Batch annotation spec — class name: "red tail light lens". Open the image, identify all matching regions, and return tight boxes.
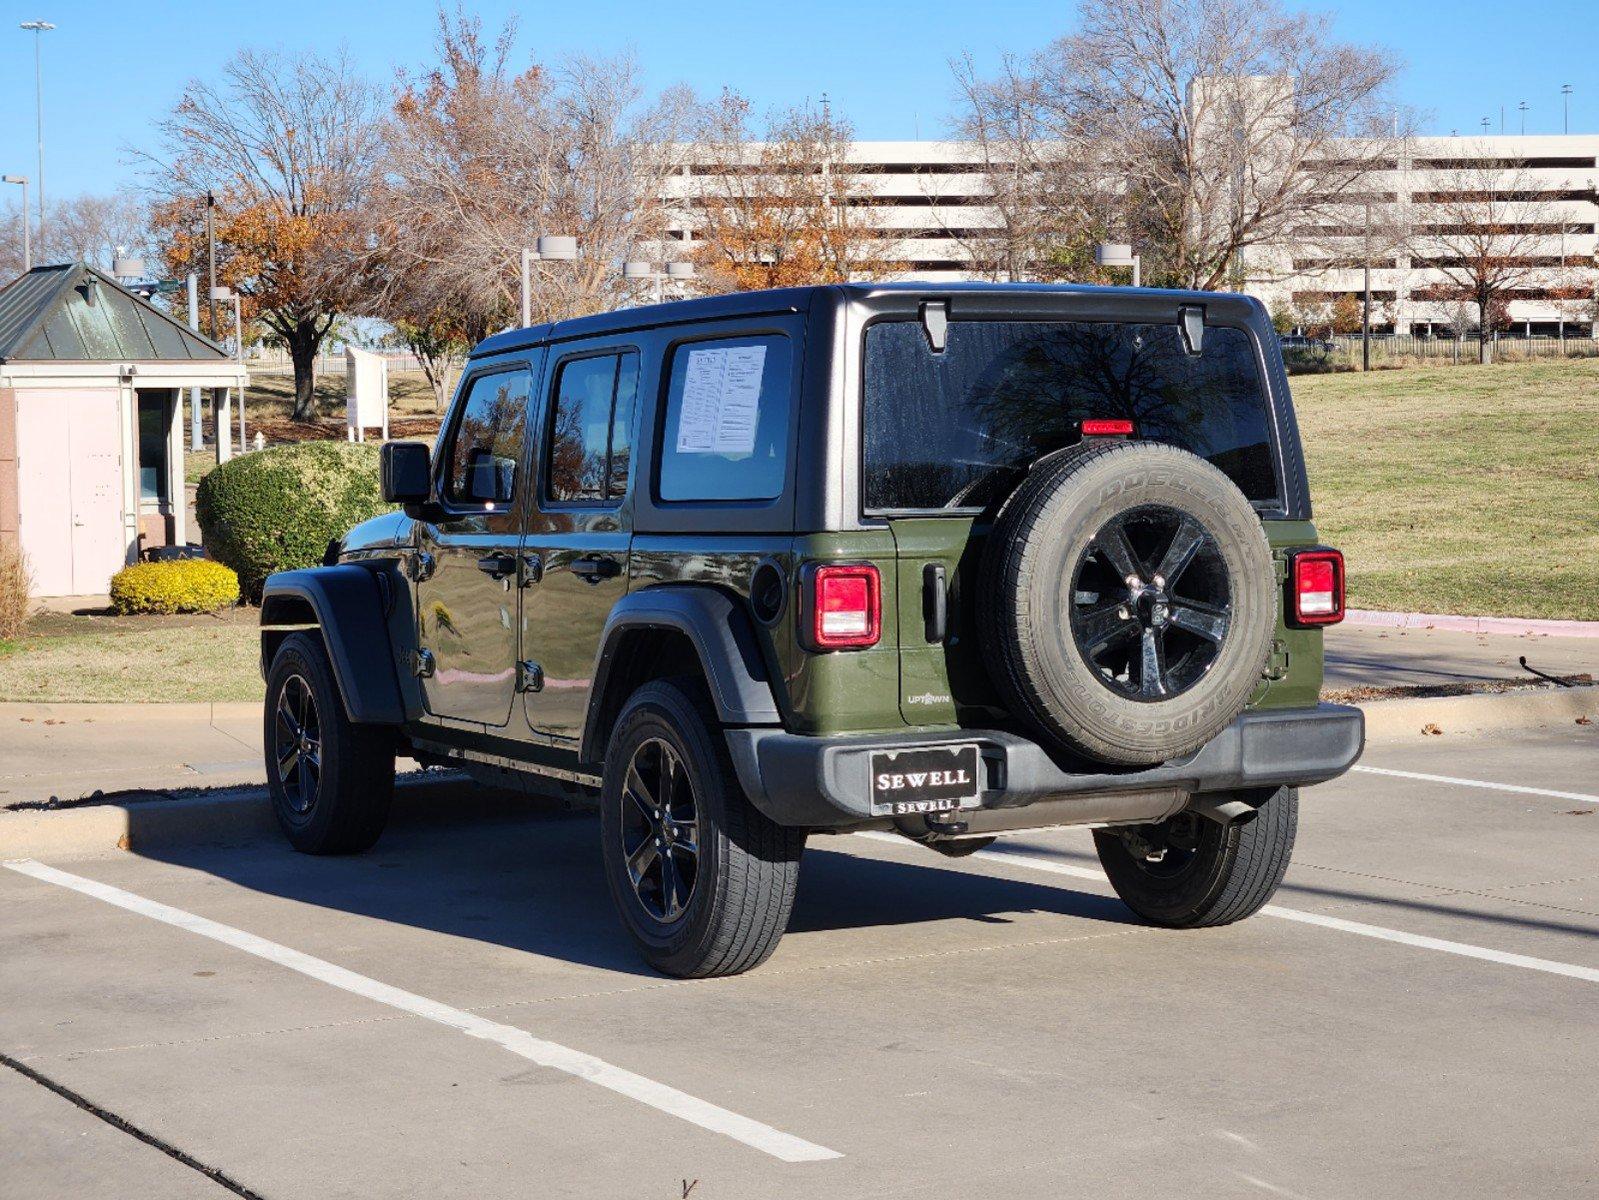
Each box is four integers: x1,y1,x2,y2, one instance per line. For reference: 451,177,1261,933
1288,549,1344,627
1081,418,1135,437
812,564,881,649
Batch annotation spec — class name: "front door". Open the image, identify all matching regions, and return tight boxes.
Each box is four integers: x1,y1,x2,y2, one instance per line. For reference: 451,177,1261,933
16,389,126,596
415,363,537,727
521,348,639,744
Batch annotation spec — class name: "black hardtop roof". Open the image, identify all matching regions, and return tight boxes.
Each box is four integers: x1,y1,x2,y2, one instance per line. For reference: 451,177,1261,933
468,282,1262,360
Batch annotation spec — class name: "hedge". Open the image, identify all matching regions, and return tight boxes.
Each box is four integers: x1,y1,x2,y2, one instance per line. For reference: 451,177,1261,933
110,559,240,615
195,442,394,598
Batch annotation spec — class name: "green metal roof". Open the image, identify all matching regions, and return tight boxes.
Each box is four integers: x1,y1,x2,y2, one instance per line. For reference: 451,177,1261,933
0,262,229,363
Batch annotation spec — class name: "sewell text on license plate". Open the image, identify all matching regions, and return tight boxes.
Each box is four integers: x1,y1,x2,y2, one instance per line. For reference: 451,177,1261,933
869,743,982,816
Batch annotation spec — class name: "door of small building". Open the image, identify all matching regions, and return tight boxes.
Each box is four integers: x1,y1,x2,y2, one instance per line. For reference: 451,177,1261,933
16,388,127,595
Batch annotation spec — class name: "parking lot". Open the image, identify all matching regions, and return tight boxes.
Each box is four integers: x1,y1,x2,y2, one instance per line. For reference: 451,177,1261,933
3,721,1596,1199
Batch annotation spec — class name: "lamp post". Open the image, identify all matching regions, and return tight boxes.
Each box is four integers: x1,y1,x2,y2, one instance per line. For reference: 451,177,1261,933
622,259,695,304
1094,242,1141,288
1,175,27,272
520,234,577,327
1518,100,1528,135
1562,85,1573,135
18,21,53,239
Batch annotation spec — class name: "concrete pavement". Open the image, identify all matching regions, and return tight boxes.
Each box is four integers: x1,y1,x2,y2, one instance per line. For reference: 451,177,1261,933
1324,623,1594,693
2,723,1596,1198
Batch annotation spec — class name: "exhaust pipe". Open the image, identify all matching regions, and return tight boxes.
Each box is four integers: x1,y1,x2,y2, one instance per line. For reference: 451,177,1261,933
1189,796,1259,826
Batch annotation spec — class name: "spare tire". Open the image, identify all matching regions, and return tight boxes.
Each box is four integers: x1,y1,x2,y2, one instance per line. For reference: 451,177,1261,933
979,440,1276,766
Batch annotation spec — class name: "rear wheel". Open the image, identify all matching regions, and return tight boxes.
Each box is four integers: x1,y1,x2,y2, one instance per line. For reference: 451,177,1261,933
600,678,804,978
1092,787,1297,927
264,632,395,854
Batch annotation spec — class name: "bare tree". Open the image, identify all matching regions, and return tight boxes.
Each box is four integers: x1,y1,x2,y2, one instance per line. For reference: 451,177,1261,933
142,49,386,419
936,53,1112,282
1,191,152,279
685,90,886,291
953,0,1410,290
383,10,694,333
1409,156,1579,360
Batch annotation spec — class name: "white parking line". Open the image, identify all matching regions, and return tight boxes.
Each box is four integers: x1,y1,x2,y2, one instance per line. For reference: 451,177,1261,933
1350,765,1599,804
851,833,1599,986
2,859,840,1165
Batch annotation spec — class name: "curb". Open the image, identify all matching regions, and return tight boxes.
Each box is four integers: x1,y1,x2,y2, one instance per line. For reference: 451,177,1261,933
5,689,1593,861
1359,683,1598,743
1345,609,1599,639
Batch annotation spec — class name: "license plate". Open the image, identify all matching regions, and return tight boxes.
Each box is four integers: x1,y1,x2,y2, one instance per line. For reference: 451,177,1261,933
870,744,981,816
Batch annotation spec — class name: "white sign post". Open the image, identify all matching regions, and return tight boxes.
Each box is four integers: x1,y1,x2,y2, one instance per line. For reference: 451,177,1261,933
345,346,390,443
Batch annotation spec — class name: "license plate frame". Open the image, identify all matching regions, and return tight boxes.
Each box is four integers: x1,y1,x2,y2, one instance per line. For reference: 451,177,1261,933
869,743,982,816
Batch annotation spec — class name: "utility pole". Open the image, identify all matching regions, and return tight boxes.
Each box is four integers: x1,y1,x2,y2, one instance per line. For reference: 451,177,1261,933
187,272,203,451
19,21,52,239
205,192,217,342
1362,202,1372,373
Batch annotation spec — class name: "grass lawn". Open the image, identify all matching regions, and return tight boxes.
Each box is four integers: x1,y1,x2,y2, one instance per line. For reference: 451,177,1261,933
1293,358,1599,620
0,607,263,704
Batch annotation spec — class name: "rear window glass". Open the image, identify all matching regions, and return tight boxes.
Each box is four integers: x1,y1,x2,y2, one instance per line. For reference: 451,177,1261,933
862,321,1279,512
658,334,791,502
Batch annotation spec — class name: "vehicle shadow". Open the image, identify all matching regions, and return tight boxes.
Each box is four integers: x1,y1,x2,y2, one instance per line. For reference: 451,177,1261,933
130,779,1139,979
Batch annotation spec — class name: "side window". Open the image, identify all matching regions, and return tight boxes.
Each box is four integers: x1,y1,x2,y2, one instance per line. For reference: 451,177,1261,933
546,350,638,504
443,370,531,506
658,334,791,502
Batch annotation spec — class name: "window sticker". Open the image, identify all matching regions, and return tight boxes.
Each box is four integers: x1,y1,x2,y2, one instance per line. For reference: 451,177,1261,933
676,345,766,455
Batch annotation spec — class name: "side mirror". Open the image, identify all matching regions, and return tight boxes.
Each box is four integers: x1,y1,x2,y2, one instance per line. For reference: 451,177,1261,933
381,441,432,506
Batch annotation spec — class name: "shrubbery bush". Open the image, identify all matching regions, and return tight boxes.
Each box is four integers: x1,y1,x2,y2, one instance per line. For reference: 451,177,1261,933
196,442,392,598
0,539,31,638
109,559,240,615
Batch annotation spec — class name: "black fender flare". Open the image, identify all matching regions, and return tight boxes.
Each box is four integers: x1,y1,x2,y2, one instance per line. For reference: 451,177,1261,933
579,585,782,764
260,566,406,725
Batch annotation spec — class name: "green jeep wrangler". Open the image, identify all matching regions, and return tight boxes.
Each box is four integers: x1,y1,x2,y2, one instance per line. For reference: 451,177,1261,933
260,284,1363,977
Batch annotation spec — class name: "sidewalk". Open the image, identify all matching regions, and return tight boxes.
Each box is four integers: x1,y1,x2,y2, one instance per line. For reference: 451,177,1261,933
0,702,265,807
1323,624,1594,693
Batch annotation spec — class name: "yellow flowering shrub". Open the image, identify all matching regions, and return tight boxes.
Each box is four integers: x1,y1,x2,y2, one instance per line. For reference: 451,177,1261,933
109,559,241,615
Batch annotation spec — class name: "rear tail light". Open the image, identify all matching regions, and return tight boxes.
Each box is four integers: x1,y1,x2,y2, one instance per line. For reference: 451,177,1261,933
810,564,881,649
1287,548,1345,627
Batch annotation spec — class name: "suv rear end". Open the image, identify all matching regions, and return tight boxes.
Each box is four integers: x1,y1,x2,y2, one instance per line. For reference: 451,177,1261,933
724,284,1362,870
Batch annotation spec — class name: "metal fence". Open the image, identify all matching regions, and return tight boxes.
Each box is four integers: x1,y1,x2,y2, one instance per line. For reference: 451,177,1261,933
1286,334,1599,371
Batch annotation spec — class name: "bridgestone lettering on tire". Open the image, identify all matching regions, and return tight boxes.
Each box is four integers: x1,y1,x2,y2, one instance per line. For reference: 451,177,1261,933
979,441,1276,766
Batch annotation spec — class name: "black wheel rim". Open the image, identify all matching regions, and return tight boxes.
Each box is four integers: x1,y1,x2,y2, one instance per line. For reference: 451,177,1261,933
1067,504,1232,702
273,674,322,815
619,738,700,923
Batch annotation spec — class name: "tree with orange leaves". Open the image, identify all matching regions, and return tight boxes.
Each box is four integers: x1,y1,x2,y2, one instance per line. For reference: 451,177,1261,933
144,49,385,419
687,91,887,292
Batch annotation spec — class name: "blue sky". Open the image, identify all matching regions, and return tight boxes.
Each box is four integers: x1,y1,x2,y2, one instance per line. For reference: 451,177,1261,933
1,0,1595,200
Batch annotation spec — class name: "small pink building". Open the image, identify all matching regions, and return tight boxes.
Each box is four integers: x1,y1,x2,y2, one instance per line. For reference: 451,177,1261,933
0,263,248,597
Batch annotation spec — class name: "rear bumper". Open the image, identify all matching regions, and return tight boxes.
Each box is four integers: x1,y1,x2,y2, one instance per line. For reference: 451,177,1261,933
724,703,1365,830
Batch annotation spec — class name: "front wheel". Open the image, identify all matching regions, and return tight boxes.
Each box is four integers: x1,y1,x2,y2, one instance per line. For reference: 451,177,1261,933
600,678,804,978
264,632,395,855
1093,787,1297,927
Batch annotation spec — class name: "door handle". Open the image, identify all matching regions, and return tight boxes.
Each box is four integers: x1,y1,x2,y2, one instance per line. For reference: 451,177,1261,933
569,555,621,584
476,552,517,581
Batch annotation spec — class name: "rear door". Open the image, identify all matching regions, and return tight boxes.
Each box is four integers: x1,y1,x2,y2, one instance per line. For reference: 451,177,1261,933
415,362,537,727
520,346,640,744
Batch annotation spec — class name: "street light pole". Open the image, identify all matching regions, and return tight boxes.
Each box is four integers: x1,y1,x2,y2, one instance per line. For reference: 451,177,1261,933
1518,101,1528,135
19,21,53,239
2,176,27,271
1562,85,1573,135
